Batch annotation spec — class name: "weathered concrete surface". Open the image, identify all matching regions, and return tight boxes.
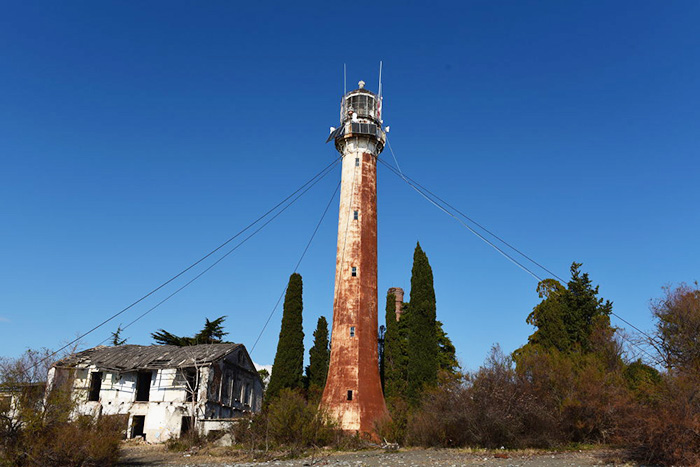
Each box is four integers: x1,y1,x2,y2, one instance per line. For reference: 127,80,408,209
321,133,387,434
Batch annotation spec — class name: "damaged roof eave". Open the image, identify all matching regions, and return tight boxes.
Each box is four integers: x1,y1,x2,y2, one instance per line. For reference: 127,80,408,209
53,343,242,372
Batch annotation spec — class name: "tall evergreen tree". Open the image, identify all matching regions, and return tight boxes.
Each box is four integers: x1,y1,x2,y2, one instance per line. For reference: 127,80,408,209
306,316,330,389
436,320,459,373
266,273,305,400
519,262,613,356
405,242,439,402
382,291,408,399
564,263,613,352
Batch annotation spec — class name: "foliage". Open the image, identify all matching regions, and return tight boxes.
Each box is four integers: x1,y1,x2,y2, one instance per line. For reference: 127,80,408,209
232,388,342,455
620,283,700,465
110,325,127,346
257,368,270,391
522,263,613,355
386,266,699,465
436,320,459,373
305,316,329,393
152,316,229,346
407,346,561,449
17,414,126,467
165,429,202,452
405,242,439,402
623,359,661,400
1,349,124,466
382,291,408,400
620,371,699,466
374,395,410,444
266,273,305,400
649,282,700,372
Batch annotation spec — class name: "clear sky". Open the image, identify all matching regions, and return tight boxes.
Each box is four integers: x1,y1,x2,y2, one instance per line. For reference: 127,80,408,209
1,1,699,371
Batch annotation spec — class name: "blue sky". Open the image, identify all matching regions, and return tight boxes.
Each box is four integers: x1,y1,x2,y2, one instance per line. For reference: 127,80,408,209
1,2,699,371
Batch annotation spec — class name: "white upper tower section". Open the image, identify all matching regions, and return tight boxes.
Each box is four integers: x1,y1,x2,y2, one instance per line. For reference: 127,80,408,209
327,80,386,155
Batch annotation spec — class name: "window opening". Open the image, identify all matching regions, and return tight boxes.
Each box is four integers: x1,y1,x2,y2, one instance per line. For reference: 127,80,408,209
184,369,197,402
350,326,355,337
355,158,359,166
353,210,358,220
136,371,152,402
347,390,353,401
88,371,102,401
351,267,357,277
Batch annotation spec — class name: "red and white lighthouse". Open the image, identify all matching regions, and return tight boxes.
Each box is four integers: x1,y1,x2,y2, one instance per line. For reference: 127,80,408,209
321,81,388,433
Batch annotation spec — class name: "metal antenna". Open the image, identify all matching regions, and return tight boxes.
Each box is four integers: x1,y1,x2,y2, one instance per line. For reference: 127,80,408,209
343,63,347,95
378,60,383,98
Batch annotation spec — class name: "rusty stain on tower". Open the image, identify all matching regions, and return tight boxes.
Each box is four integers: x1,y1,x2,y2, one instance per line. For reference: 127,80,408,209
321,80,388,434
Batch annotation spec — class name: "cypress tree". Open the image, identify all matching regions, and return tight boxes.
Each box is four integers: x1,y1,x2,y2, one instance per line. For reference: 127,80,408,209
436,320,459,374
406,242,438,402
383,291,408,399
306,316,330,389
266,273,305,400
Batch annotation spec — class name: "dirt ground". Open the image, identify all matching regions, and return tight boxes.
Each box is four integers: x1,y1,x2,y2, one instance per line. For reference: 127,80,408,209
117,444,637,467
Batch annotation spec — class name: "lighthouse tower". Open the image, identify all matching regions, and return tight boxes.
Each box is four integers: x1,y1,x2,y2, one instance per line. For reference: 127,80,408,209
321,81,388,433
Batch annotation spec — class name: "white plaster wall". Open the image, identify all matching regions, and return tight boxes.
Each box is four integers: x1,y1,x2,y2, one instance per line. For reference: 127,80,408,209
51,356,262,443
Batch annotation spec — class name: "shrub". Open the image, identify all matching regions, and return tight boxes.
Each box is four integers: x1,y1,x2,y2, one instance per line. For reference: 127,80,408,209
1,355,125,467
375,396,410,445
4,414,126,467
406,346,563,449
620,373,699,466
232,388,340,455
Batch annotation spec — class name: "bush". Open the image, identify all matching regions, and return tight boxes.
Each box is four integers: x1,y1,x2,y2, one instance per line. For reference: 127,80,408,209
3,414,125,467
620,373,699,466
0,360,125,467
165,429,203,452
407,346,562,449
232,388,343,455
375,396,410,445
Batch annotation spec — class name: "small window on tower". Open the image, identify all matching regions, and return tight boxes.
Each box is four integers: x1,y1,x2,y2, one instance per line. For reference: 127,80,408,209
351,267,357,277
353,210,358,220
355,158,359,167
347,390,353,401
350,326,355,337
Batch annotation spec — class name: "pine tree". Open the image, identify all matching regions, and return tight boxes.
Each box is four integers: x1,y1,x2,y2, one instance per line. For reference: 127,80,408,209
306,316,330,389
151,316,228,346
110,325,127,346
266,273,305,401
405,243,439,402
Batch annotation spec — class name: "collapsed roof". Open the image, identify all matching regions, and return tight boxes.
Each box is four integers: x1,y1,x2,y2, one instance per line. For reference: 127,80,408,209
53,343,242,371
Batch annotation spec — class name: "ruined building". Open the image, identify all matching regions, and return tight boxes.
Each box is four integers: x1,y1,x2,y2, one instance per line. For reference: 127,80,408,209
388,287,405,321
321,81,388,433
48,343,262,442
